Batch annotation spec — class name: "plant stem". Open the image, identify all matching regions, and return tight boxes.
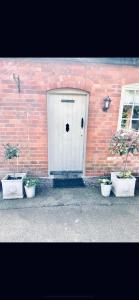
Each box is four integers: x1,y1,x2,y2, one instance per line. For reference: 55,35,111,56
17,156,18,174
123,152,129,175
14,159,15,178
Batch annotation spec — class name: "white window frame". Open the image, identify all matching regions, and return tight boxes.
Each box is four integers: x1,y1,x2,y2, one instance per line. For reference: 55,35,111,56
117,83,139,131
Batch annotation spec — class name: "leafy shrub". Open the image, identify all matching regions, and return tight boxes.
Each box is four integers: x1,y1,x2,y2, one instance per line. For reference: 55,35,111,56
99,178,112,185
24,177,40,187
3,144,20,178
117,171,132,179
109,129,139,177
4,144,20,160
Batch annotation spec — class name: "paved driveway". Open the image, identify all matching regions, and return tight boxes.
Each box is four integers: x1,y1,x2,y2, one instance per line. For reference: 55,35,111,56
0,186,139,242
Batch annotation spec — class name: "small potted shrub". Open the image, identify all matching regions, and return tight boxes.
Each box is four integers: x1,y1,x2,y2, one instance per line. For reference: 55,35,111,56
99,178,112,197
24,177,39,198
1,144,26,199
109,129,139,197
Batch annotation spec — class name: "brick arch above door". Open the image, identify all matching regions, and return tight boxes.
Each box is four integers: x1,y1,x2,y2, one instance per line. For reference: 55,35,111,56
47,87,89,95
45,75,94,94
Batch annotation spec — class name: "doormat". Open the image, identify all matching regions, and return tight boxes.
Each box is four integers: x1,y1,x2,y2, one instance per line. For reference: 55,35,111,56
53,178,85,188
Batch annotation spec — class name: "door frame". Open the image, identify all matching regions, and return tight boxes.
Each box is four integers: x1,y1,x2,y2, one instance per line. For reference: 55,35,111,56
47,88,89,177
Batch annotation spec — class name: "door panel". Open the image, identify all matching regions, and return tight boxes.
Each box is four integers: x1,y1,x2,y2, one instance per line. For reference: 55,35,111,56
48,91,88,173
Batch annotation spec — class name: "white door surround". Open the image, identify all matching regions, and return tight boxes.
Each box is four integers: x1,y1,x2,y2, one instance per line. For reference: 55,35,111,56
47,88,89,177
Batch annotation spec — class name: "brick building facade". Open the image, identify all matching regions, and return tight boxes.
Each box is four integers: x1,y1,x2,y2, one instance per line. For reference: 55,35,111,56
0,58,139,180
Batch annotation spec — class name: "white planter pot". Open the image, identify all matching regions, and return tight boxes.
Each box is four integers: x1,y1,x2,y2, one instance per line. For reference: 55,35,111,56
111,172,136,197
25,185,36,198
101,183,112,197
1,173,27,199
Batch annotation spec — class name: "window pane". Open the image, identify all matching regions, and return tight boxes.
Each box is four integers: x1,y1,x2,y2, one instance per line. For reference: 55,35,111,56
133,106,139,118
132,119,139,130
121,105,132,129
124,90,134,104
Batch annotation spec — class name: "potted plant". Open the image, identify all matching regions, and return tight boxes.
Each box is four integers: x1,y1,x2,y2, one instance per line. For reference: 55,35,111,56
109,129,139,197
99,178,112,197
1,144,26,199
24,177,39,198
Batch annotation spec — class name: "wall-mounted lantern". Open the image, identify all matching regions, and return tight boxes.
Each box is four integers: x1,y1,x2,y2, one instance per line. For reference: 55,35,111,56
103,96,111,112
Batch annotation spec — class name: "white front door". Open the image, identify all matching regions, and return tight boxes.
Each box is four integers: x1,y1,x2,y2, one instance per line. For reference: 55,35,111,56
47,89,88,175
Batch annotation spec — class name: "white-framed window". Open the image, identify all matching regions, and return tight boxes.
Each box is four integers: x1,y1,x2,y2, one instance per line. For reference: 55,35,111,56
118,84,139,131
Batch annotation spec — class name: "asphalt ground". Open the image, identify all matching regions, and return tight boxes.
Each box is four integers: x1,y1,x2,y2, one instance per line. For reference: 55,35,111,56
0,186,139,241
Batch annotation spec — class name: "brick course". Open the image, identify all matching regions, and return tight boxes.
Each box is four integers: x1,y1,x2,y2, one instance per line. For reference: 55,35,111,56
0,58,139,178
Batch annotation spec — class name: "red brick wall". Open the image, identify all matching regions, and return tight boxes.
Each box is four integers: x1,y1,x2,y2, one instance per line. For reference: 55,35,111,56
0,58,139,178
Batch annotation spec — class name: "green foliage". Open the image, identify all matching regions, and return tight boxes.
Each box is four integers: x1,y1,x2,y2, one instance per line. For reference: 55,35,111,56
24,177,40,187
117,171,132,179
99,178,112,185
3,144,20,160
109,129,139,175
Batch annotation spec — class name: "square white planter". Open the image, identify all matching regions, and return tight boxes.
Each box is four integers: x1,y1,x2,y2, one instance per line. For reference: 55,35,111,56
111,172,136,197
1,173,27,199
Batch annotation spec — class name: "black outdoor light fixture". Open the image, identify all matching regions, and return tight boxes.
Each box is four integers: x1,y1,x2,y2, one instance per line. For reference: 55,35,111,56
103,96,111,112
